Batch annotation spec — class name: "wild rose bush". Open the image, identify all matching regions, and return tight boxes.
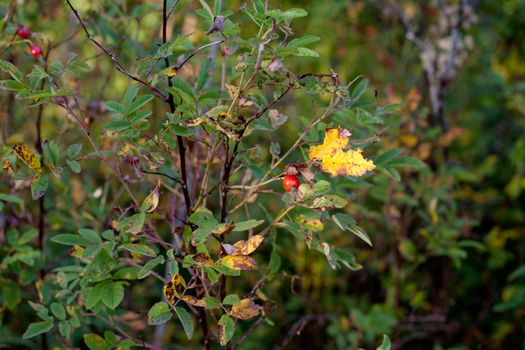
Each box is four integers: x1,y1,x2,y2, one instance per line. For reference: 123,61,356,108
0,1,423,349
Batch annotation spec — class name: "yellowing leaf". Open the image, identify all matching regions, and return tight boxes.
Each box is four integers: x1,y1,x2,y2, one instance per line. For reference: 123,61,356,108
232,235,264,255
221,255,258,271
141,184,160,213
297,215,324,232
3,159,14,176
225,83,238,99
213,223,236,235
180,295,206,308
229,299,261,320
309,129,375,177
12,144,42,173
163,274,186,305
217,111,233,119
193,253,214,266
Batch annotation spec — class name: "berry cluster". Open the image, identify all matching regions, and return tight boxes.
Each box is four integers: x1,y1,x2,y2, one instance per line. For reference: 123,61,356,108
16,25,42,59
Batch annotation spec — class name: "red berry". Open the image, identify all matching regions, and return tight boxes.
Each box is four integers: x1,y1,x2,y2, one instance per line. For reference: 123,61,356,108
283,175,300,192
16,26,31,39
29,45,43,58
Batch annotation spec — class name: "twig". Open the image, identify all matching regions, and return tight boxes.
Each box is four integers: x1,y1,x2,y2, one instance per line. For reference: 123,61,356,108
276,314,332,350
65,0,168,101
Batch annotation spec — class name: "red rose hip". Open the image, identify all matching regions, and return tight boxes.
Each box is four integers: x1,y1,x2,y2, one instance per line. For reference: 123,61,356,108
283,175,300,192
29,44,43,58
16,26,31,39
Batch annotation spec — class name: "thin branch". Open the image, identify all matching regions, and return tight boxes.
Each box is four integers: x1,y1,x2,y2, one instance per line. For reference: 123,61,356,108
175,40,224,71
276,314,333,350
65,0,168,101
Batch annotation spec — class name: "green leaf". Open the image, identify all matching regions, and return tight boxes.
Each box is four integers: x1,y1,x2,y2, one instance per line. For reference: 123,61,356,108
124,84,139,106
78,229,102,245
104,101,125,114
203,296,221,309
50,302,66,320
0,193,24,205
18,229,38,245
84,285,103,310
67,144,83,158
233,219,265,232
43,141,59,166
99,281,125,310
122,243,157,257
22,321,54,339
386,156,426,169
58,320,71,338
0,59,24,82
147,302,173,325
31,175,48,200
377,335,392,350
334,248,362,271
138,255,165,279
288,35,320,48
268,8,307,20
294,47,319,57
66,159,81,173
51,234,89,246
332,214,372,246
218,314,235,346
197,0,214,21
175,306,194,339
2,279,21,310
116,213,146,234
128,94,154,115
374,148,404,165
84,333,110,350
167,77,196,102
253,0,265,13
105,120,131,132
351,78,368,100
113,267,141,280
223,294,240,305
311,195,347,209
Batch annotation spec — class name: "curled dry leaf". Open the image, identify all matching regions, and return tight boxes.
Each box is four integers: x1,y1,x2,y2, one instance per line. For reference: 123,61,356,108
12,144,42,173
229,299,261,320
213,223,236,235
221,255,258,271
180,295,206,308
232,235,264,255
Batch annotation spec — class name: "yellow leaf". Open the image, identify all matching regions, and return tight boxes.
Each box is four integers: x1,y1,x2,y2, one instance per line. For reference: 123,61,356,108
232,235,264,255
319,149,375,177
308,128,351,160
309,129,375,177
12,144,42,173
221,255,258,271
229,299,261,320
